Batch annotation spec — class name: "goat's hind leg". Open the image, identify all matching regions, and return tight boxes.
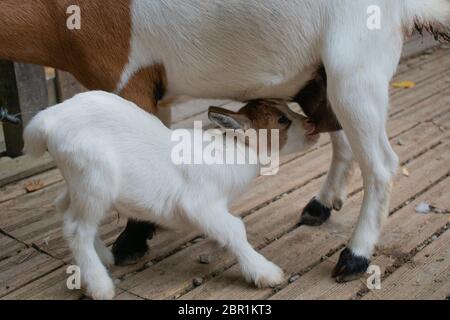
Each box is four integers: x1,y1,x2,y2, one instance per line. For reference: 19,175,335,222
324,47,400,282
56,189,114,268
63,196,115,300
187,204,284,288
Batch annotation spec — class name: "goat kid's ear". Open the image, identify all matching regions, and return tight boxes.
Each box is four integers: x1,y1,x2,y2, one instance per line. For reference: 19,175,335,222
208,106,251,130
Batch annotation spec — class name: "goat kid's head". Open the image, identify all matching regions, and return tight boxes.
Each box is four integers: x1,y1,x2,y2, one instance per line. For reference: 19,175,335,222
208,99,320,157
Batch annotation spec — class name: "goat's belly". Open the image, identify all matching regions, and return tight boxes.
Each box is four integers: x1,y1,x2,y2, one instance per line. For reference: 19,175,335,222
165,66,317,101
115,200,191,231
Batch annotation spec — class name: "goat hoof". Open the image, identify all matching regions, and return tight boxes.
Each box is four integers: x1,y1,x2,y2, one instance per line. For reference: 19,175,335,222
112,235,149,266
300,198,331,226
253,262,285,288
333,199,344,211
332,248,370,283
87,279,116,300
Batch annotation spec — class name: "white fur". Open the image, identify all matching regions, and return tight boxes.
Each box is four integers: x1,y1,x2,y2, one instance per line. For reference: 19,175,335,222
23,91,318,299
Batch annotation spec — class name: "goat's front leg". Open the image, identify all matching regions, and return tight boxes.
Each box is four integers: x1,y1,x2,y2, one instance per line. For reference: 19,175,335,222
186,204,284,288
301,130,354,226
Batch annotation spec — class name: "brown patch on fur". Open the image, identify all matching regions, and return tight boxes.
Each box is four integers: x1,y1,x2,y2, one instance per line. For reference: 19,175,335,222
0,0,132,92
238,99,291,151
119,64,168,114
294,66,342,133
0,0,171,116
54,0,132,91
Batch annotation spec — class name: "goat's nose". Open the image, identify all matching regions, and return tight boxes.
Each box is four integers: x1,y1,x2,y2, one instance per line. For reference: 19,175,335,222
304,118,316,134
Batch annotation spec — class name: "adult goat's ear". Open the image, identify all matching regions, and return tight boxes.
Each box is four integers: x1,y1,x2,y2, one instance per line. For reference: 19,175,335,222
208,106,251,130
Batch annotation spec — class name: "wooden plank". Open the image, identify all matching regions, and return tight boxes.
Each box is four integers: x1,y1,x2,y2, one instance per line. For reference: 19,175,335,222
0,233,26,262
0,62,48,157
0,168,62,204
114,291,144,300
2,263,137,300
392,47,450,97
181,140,450,300
0,153,55,188
396,44,449,76
402,34,440,60
0,247,63,298
0,179,126,262
0,123,4,154
270,178,450,300
2,265,83,300
362,230,450,300
390,69,450,116
55,71,86,102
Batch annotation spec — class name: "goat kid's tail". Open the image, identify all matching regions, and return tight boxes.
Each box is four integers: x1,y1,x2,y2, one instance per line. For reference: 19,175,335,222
403,0,450,41
23,112,50,158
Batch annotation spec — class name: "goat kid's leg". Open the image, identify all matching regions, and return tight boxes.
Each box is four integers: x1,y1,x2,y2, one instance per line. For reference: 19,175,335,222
55,189,114,268
325,68,399,282
95,236,115,268
189,205,284,288
64,209,115,300
301,130,354,226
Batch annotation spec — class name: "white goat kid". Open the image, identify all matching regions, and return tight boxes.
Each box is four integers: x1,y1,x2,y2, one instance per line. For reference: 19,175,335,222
24,91,319,300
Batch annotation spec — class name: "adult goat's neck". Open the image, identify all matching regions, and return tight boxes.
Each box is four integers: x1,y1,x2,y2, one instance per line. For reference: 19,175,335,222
0,0,65,68
0,0,133,92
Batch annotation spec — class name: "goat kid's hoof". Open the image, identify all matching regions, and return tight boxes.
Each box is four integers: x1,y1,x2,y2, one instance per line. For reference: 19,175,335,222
112,237,149,266
252,262,285,288
300,198,332,226
332,248,370,283
87,279,116,300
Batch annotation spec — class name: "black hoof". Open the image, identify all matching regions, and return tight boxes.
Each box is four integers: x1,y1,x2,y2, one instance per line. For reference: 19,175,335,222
112,220,156,266
300,198,332,226
332,248,370,283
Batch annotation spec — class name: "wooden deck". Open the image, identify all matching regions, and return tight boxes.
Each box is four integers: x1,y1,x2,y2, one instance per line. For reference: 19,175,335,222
0,44,449,300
